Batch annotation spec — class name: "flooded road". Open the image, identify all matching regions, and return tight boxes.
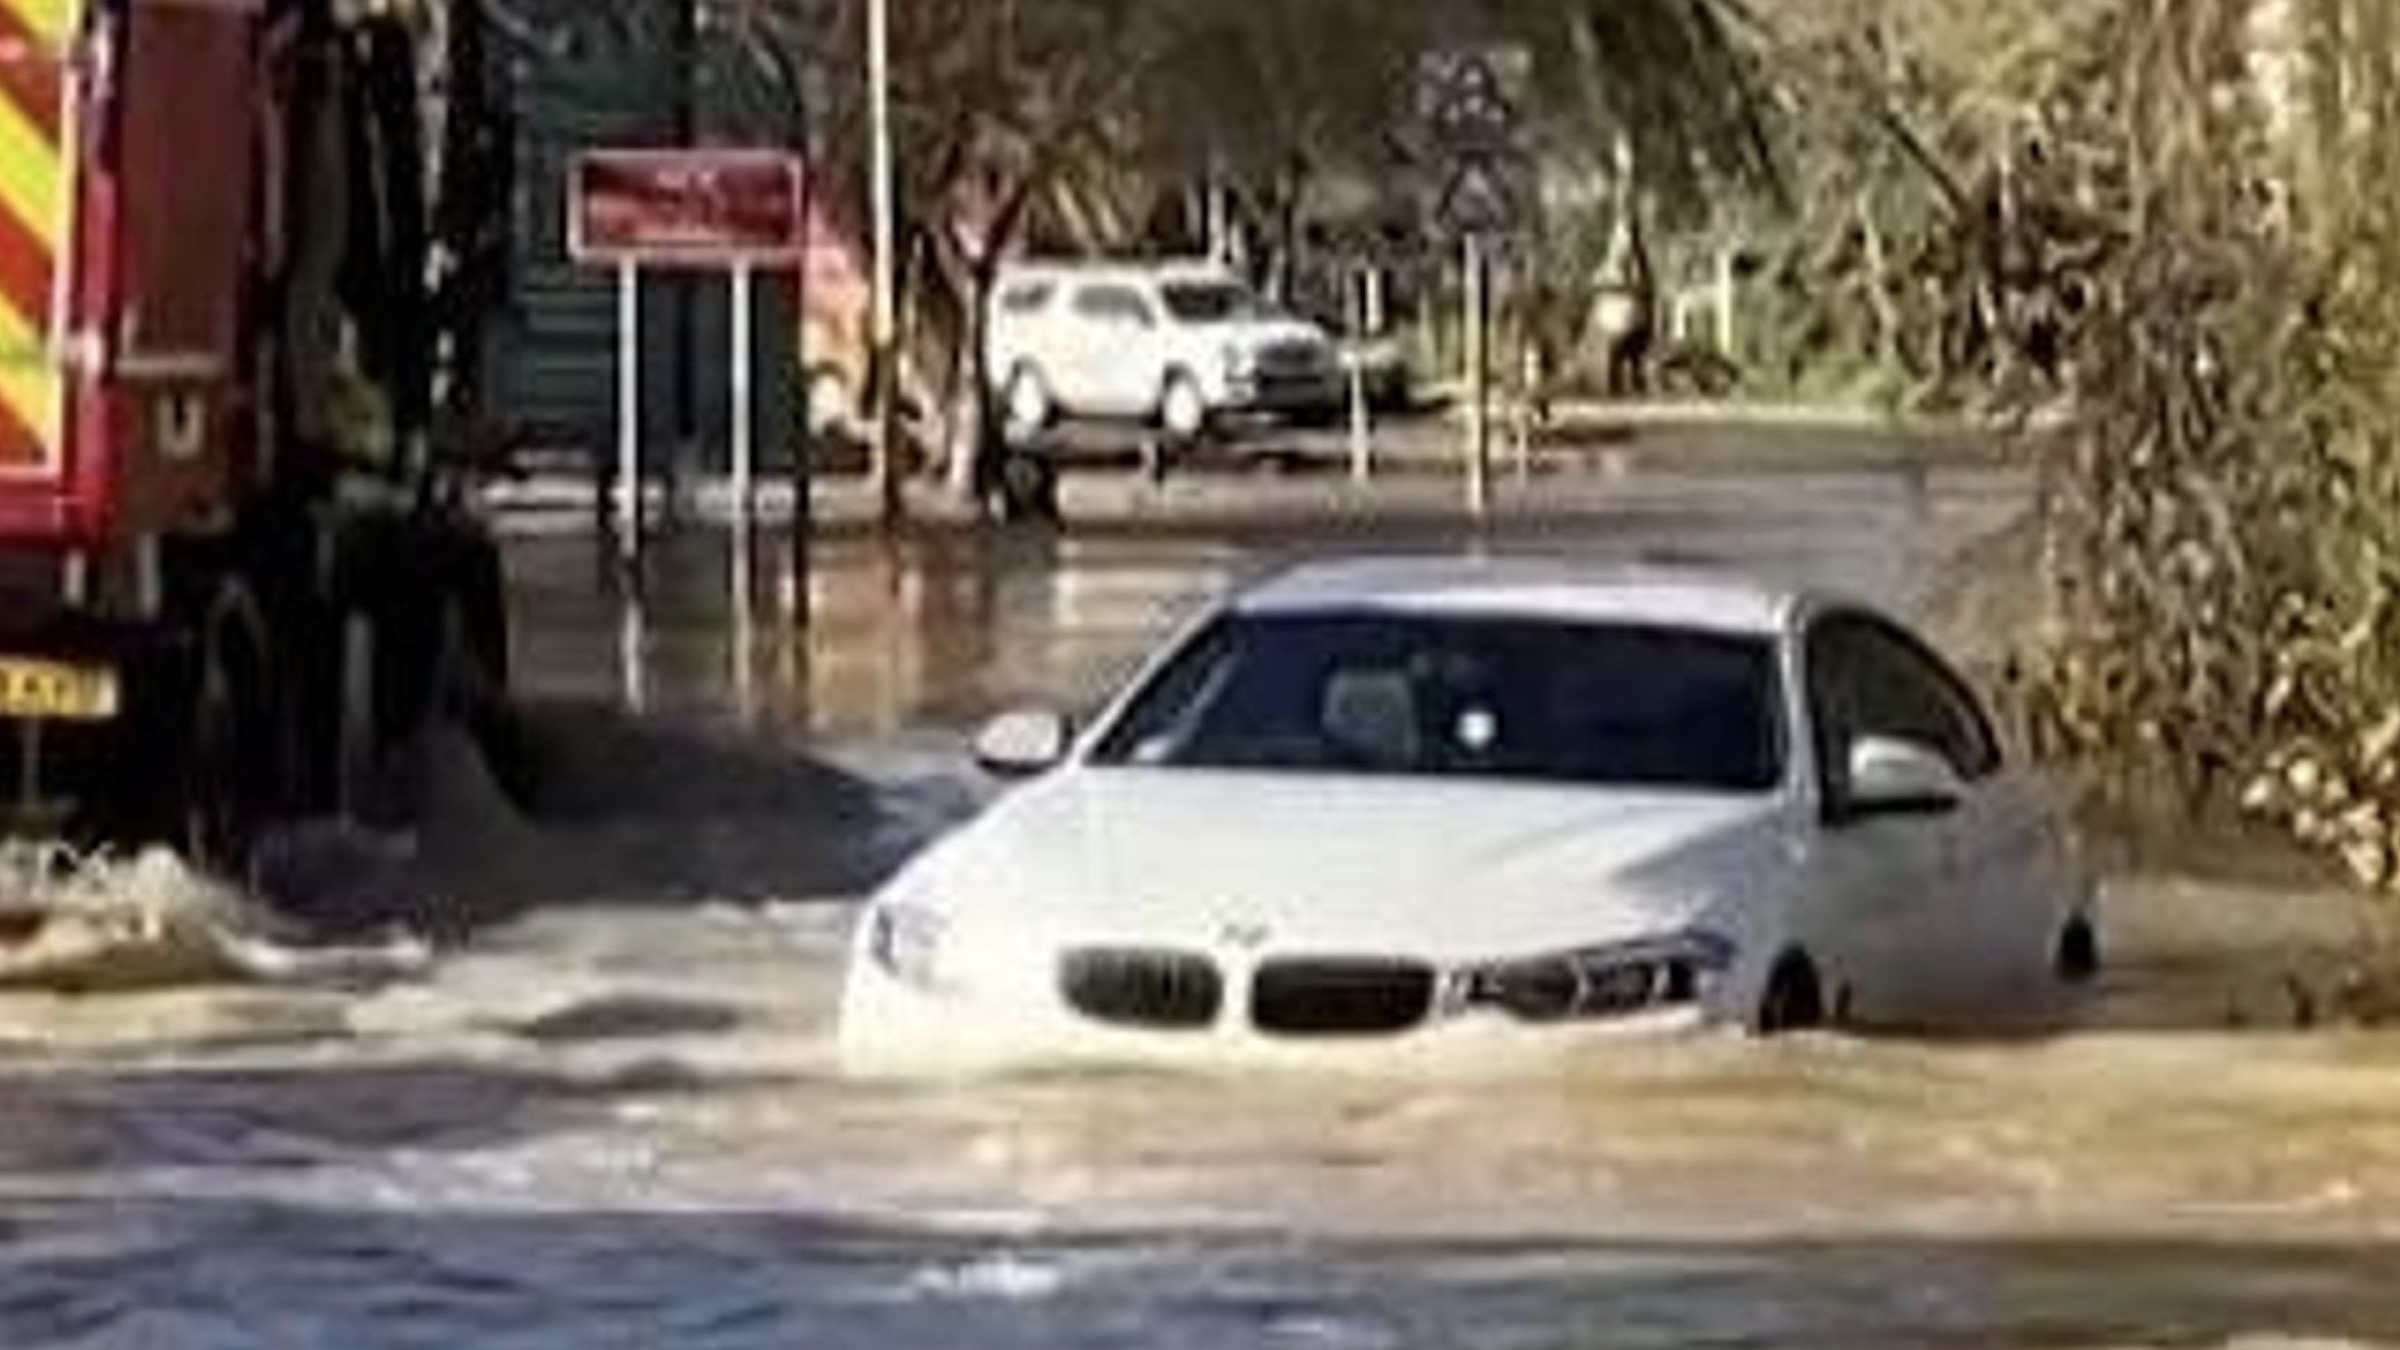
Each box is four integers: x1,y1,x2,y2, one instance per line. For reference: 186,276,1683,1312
514,458,2027,740
6,446,2400,1347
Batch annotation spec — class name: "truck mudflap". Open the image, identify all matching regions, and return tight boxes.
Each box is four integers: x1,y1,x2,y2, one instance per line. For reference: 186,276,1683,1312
0,612,203,849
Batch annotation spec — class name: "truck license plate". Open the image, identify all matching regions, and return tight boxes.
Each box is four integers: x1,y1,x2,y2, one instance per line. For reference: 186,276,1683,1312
0,657,121,721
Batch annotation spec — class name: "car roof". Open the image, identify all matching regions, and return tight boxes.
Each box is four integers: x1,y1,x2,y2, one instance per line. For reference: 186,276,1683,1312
996,258,1242,289
1231,556,1813,637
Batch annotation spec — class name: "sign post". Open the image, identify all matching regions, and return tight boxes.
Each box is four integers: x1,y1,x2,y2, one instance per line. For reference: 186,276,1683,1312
1417,46,1532,521
570,149,806,567
615,262,641,562
730,262,756,527
867,0,901,527
728,260,757,712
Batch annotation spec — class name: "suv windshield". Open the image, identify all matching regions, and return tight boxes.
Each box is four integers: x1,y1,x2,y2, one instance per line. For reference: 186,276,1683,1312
1158,280,1264,324
1090,612,1785,791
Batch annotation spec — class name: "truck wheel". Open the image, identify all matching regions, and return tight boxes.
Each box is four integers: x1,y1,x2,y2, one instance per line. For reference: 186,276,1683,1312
429,590,502,725
335,612,378,819
185,590,278,875
336,529,512,819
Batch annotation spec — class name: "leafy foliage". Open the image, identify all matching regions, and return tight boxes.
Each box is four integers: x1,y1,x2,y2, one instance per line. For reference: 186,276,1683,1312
1958,0,2400,888
1708,0,2400,892
709,0,1775,485
1707,0,2120,409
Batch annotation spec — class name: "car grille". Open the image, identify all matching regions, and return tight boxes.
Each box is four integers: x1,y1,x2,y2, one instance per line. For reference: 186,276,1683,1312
1059,949,1223,1030
1250,958,1436,1037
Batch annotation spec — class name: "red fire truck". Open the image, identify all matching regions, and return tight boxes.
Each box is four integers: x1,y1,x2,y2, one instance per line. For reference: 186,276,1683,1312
0,0,509,869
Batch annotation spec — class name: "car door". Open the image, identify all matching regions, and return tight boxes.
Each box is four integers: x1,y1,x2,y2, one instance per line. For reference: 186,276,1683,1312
1799,614,1969,1026
1805,613,2037,1023
1865,626,2061,1013
986,275,1056,398
1059,282,1161,416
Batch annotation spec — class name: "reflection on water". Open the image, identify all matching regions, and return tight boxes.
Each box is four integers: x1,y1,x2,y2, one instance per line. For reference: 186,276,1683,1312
514,464,2023,745
619,588,649,715
529,527,1246,741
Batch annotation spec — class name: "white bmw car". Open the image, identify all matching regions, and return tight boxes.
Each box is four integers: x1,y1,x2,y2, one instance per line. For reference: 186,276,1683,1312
839,558,2097,1074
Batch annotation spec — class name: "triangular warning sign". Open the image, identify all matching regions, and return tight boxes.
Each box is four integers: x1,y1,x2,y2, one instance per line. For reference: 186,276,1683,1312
1436,159,1520,237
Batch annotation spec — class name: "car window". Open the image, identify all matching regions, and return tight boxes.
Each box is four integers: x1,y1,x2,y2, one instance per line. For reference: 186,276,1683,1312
995,280,1054,315
1070,283,1155,328
1805,613,2001,795
1090,612,1786,792
1159,280,1262,323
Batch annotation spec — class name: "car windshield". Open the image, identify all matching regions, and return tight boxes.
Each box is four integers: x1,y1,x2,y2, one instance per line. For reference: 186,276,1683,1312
1158,281,1265,323
1089,612,1785,791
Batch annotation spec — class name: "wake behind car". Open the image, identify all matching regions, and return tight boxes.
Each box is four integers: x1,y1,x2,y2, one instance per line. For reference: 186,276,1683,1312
987,261,1344,443
839,557,2098,1075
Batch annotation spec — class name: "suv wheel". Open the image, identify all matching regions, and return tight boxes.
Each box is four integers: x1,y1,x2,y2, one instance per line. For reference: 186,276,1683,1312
1003,365,1053,443
1159,371,1210,443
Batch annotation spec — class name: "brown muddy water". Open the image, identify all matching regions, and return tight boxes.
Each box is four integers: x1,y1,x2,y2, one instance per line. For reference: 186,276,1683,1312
3,460,2398,1349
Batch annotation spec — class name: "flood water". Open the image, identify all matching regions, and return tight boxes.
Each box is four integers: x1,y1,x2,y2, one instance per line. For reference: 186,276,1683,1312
5,451,2400,1348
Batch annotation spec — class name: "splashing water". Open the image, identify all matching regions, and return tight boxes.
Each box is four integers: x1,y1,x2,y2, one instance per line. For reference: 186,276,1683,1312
0,840,431,995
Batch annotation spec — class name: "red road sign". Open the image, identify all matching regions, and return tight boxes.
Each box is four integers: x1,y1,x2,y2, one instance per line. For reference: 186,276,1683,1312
569,149,805,268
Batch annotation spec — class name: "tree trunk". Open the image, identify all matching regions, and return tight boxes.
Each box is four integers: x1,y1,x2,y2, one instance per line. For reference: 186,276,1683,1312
1857,193,1903,371
950,261,999,504
1273,156,1307,303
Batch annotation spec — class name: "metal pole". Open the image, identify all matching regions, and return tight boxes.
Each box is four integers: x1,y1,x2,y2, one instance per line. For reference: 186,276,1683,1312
1347,269,1372,483
1464,234,1490,518
868,0,902,525
730,263,756,531
617,261,642,563
668,0,699,525
791,161,817,615
729,259,758,726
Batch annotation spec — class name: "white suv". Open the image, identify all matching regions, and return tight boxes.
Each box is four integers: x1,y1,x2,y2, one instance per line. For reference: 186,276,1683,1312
986,262,1342,442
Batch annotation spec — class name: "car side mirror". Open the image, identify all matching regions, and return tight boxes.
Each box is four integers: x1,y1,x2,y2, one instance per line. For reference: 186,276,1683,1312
973,708,1072,779
1835,736,1965,823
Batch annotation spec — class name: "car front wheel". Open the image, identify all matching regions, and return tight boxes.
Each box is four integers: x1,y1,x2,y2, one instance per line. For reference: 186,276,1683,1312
2055,915,2101,985
1756,952,1827,1035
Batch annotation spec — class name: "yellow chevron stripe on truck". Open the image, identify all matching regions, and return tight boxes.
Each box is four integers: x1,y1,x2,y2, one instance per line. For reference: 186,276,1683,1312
10,0,70,45
0,0,74,474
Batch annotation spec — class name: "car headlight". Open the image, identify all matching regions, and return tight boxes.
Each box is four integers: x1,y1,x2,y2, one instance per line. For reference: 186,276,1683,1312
865,904,952,992
1463,931,1736,1023
1223,344,1257,382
